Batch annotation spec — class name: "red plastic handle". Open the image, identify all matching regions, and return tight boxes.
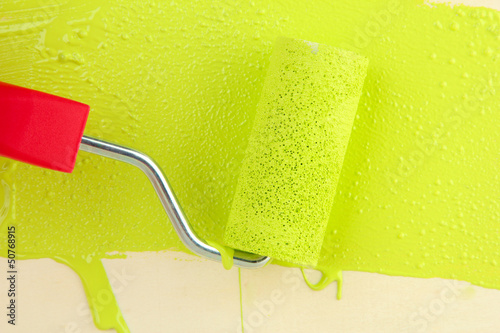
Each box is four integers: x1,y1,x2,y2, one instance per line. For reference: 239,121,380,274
0,82,89,173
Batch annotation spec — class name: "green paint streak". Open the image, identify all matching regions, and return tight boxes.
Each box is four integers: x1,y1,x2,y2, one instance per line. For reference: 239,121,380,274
301,268,343,299
54,256,130,333
206,239,234,270
239,268,245,333
0,0,499,331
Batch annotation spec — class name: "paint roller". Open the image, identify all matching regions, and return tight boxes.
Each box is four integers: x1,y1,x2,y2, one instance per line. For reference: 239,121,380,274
224,37,368,266
0,37,368,267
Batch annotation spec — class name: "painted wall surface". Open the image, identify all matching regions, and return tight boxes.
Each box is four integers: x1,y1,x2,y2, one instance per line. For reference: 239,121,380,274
0,1,498,331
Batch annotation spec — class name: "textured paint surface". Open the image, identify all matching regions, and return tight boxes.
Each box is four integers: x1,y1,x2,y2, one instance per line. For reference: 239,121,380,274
0,0,499,331
225,37,368,266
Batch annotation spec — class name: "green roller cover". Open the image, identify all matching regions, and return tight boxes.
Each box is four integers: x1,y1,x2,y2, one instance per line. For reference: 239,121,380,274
224,37,369,266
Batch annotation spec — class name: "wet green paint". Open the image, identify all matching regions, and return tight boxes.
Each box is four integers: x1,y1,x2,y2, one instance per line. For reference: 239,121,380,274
239,268,245,333
0,0,499,331
55,256,130,333
206,240,234,270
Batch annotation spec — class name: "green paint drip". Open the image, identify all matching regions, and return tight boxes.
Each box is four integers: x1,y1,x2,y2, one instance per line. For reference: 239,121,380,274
278,258,343,298
0,0,499,330
301,268,343,299
54,256,130,333
239,268,245,333
206,239,234,270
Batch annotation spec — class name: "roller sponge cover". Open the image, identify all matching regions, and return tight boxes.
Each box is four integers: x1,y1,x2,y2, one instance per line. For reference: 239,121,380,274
224,37,368,266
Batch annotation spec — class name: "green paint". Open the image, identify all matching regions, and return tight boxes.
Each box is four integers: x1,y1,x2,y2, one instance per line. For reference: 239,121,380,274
301,268,343,298
0,0,499,331
239,268,245,333
54,256,130,333
206,239,234,270
224,37,368,266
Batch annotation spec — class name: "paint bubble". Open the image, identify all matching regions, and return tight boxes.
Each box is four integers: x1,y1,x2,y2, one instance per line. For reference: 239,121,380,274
77,30,88,38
